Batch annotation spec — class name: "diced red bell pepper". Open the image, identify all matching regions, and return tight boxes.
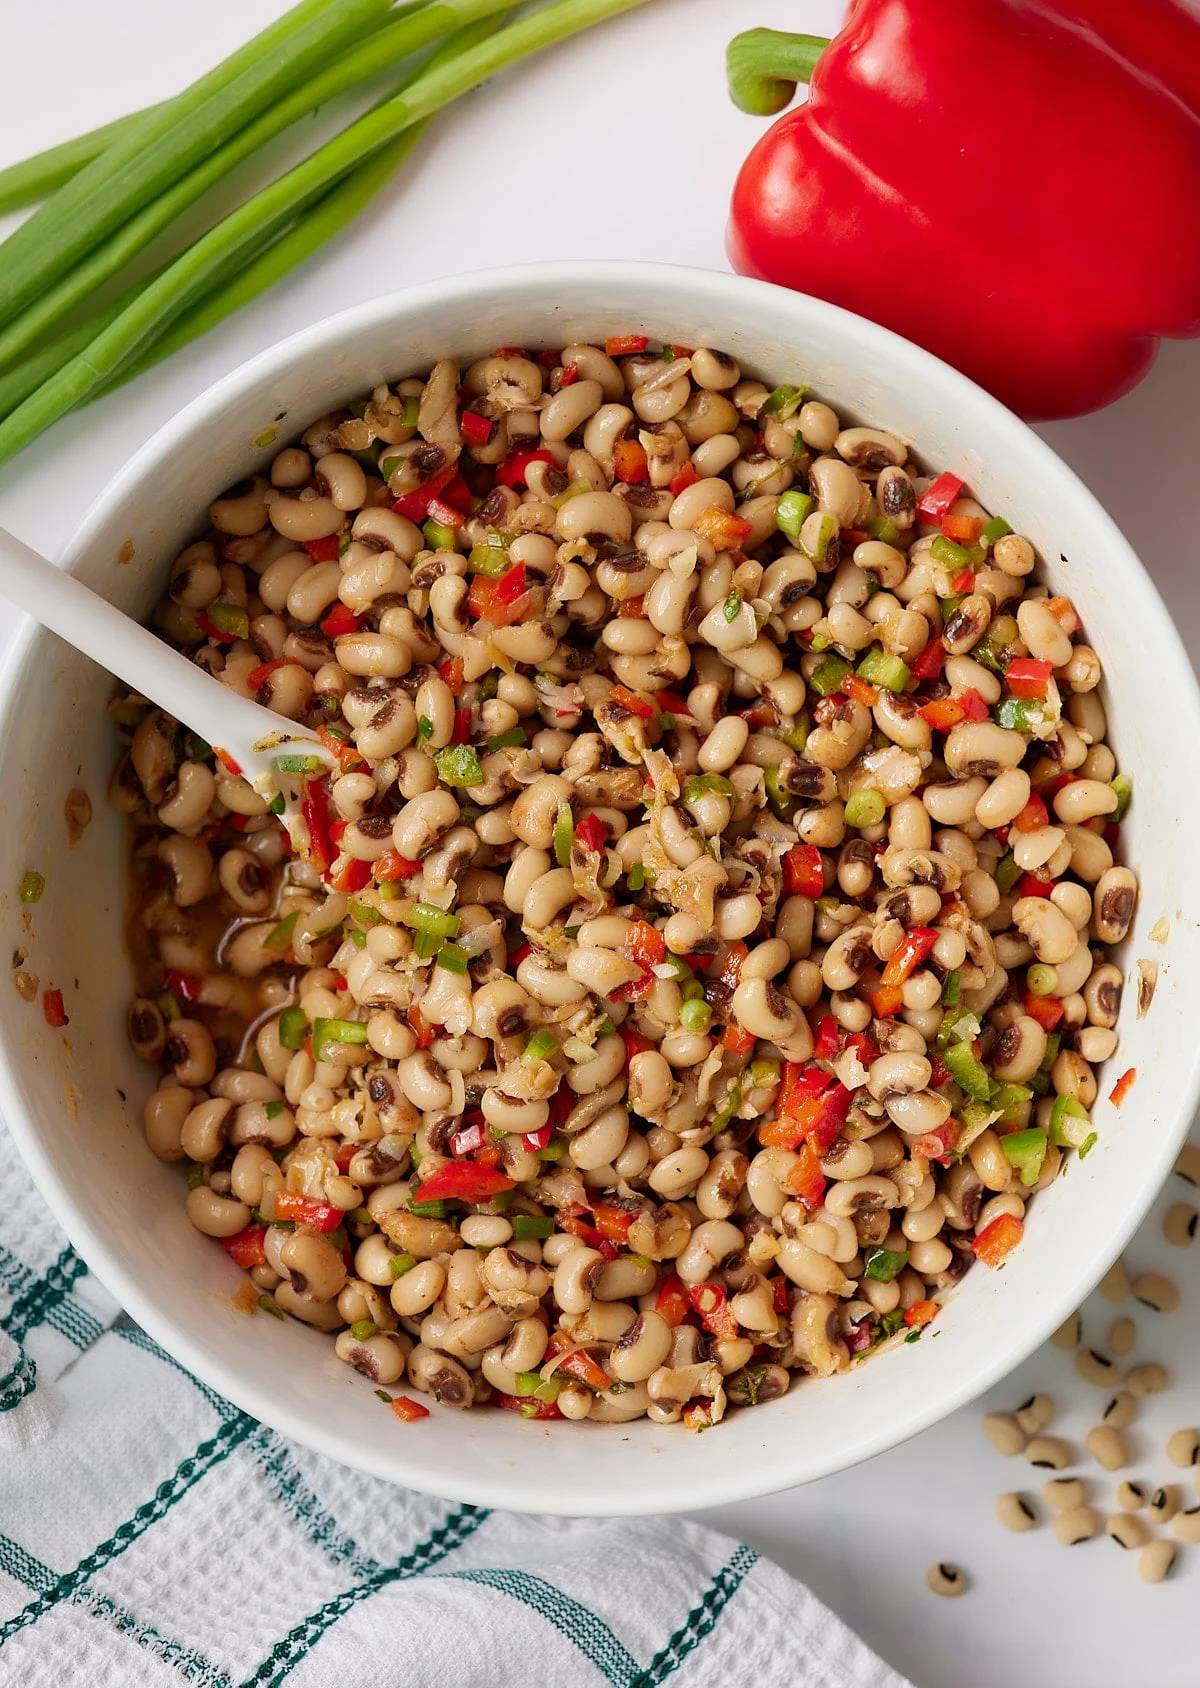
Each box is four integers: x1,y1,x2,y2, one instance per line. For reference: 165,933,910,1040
558,362,581,388
972,1212,1024,1268
871,983,904,1019
494,1392,562,1420
393,463,454,521
451,1118,488,1158
942,512,983,543
1024,991,1065,1031
559,1349,610,1392
723,1023,757,1055
460,408,494,446
305,535,345,562
374,848,422,881
772,1276,791,1314
333,1143,357,1174
626,919,666,969
523,1123,553,1151
214,747,243,777
917,472,965,522
438,656,465,696
762,1080,850,1152
881,926,938,988
496,448,556,490
619,1025,654,1064
1017,873,1055,900
713,941,748,995
301,778,334,876
1013,794,1049,833
609,683,656,721
844,673,879,707
654,689,691,718
928,1053,950,1088
426,496,464,531
320,604,362,639
689,1281,739,1341
1005,657,1053,698
245,657,289,693
407,1004,435,1049
390,1395,431,1422
669,462,700,497
912,1119,959,1164
950,569,976,594
783,843,824,899
164,968,201,1004
574,813,609,853
813,1014,840,1059
591,1203,635,1245
919,696,964,731
845,1031,878,1068
330,856,372,895
694,506,753,552
781,1063,834,1114
786,1142,827,1209
606,333,649,357
904,1299,939,1329
1109,1067,1136,1107
612,438,649,484
273,1192,343,1232
467,563,529,626
413,1162,515,1204
961,687,990,721
910,638,945,682
222,1225,268,1270
655,1272,691,1327
452,707,472,746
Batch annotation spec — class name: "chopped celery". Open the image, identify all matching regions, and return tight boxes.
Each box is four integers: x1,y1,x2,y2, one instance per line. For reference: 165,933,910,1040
764,763,797,821
995,852,1021,895
941,969,961,1006
278,1005,308,1050
423,519,458,551
511,1215,554,1240
856,646,911,693
809,653,851,696
436,942,469,974
553,802,574,867
523,1030,558,1064
311,1016,368,1061
864,1247,908,1283
1049,1093,1092,1150
931,534,970,569
1111,773,1132,821
776,489,814,541
758,382,805,420
402,902,460,939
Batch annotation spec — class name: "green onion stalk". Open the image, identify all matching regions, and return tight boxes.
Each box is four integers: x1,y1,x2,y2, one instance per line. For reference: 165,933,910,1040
0,0,654,468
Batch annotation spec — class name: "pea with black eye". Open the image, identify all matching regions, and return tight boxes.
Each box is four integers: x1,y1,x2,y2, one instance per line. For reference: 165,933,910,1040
995,1493,1038,1533
926,1562,968,1598
1166,1428,1200,1468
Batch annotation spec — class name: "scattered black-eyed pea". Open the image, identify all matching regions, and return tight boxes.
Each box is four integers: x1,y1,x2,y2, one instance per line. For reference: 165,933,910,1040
1108,1316,1135,1357
1163,1203,1198,1247
1075,1348,1119,1387
1027,1436,1072,1470
1149,1485,1180,1524
1053,1505,1100,1546
1131,1272,1180,1314
1097,1258,1131,1301
1116,1480,1147,1511
1139,1541,1178,1583
926,1562,968,1598
1172,1507,1200,1545
1042,1477,1087,1511
1166,1428,1200,1468
1174,1143,1200,1186
1103,1391,1137,1430
995,1492,1038,1533
1049,1310,1082,1350
1127,1363,1168,1398
1085,1425,1128,1471
1014,1393,1054,1435
982,1411,1026,1457
1107,1511,1149,1551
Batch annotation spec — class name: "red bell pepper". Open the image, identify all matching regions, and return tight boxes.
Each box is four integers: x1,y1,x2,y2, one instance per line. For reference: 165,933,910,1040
390,1395,431,1422
245,657,289,693
1024,991,1065,1032
303,535,343,562
1109,1066,1136,1107
331,856,372,895
909,638,945,683
612,438,649,484
413,1163,515,1204
972,1212,1024,1268
273,1192,343,1233
374,848,422,882
669,463,699,497
1013,795,1049,834
727,4,1200,420
606,333,649,357
608,683,655,721
496,448,555,489
1005,657,1053,698
689,1281,739,1342
915,473,965,523
164,968,201,1004
782,843,824,899
494,1392,562,1421
222,1225,268,1270
460,408,494,447
880,926,937,988
655,1272,691,1327
393,464,454,522
301,778,334,877
813,1014,840,1059
320,604,362,639
1017,873,1055,900
467,563,529,627
904,1299,939,1329
574,813,608,853
786,1142,827,1210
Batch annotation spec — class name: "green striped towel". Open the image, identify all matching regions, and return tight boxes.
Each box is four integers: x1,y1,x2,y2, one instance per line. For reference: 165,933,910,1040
0,1132,912,1688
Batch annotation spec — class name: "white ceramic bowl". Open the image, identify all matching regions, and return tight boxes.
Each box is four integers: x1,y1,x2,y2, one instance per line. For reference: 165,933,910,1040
2,262,1197,1517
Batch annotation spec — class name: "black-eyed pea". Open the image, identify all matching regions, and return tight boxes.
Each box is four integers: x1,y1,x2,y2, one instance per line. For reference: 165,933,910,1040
552,1246,604,1316
995,1492,1038,1532
1052,778,1118,826
1172,1507,1200,1544
1026,1437,1073,1471
1102,1391,1137,1430
1139,1541,1178,1583
608,1310,674,1383
1092,865,1138,944
1085,1425,1127,1471
1166,1429,1200,1468
1075,1348,1119,1388
1014,1394,1055,1436
334,1329,408,1385
180,1097,234,1163
1049,1309,1082,1351
1107,1512,1149,1551
1042,1476,1086,1510
675,1219,743,1285
1077,1026,1119,1063
1132,1273,1180,1315
1011,896,1079,965
142,1084,194,1161
185,1185,252,1238
1175,1143,1200,1186
407,1345,473,1409
1163,1203,1198,1247
1108,1316,1136,1357
1053,1505,1100,1546
1117,1480,1147,1511
1150,1486,1179,1524
1098,1257,1131,1301
925,1562,968,1598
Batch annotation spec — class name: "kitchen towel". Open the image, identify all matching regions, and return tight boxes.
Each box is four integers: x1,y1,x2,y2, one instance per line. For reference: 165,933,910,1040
0,1133,911,1688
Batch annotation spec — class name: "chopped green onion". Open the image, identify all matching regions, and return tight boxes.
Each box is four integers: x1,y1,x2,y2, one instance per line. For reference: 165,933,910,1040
349,898,382,928
723,590,743,623
995,852,1021,896
1110,773,1132,821
278,1005,308,1050
387,1251,417,1280
275,752,324,775
347,928,366,949
157,989,183,1021
538,1137,566,1161
423,519,458,551
417,715,434,739
1026,963,1059,997
981,515,1013,546
264,910,300,953
627,863,645,892
758,382,805,420
809,653,852,697
350,1318,377,1340
940,970,961,1007
856,646,911,692
749,1058,779,1088
931,534,970,570
844,788,885,828
776,489,814,541
553,802,574,867
414,931,443,960
864,1247,908,1283
408,1198,450,1219
943,1040,993,1101
511,1215,554,1240
780,711,811,754
258,1294,286,1320
679,998,712,1035
868,516,900,544
1001,1127,1048,1187
709,1080,743,1136
682,773,735,803
433,745,483,788
550,478,594,508
808,631,831,652
18,870,45,904
469,542,511,576
264,1100,283,1120
400,396,420,429
523,1029,558,1064
206,601,250,638
268,792,285,816
402,901,460,939
486,727,525,751
763,763,797,821
514,1370,562,1402
804,513,837,562
436,942,469,974
311,1016,368,1061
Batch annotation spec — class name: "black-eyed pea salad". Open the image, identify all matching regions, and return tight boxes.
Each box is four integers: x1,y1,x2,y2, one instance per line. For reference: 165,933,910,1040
117,335,1138,1429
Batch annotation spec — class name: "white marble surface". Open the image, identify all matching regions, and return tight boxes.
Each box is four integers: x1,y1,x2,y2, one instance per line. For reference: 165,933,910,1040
2,2,1199,1682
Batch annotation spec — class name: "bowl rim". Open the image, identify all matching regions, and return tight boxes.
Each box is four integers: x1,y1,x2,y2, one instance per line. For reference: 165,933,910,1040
2,258,1198,1515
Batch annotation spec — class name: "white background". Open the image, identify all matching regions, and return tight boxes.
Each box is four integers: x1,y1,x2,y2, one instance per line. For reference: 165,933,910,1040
2,2,1199,1683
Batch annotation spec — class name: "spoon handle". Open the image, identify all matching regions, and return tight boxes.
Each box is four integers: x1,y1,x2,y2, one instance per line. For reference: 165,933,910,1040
0,525,330,787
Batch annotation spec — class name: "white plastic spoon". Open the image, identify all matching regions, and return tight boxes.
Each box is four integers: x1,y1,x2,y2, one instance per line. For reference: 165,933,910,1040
0,526,336,831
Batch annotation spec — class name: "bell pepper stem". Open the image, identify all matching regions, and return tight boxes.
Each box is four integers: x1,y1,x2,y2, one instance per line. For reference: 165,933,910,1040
727,27,830,116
